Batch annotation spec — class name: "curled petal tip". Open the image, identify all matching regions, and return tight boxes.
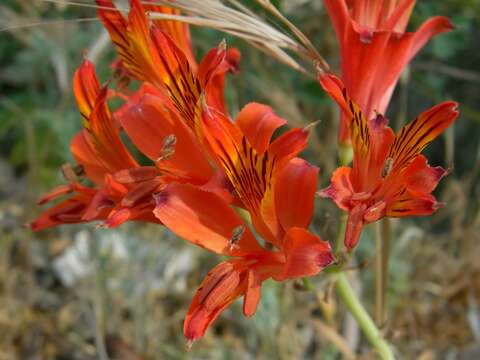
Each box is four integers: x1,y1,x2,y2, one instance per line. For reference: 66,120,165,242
444,18,455,30
319,250,335,268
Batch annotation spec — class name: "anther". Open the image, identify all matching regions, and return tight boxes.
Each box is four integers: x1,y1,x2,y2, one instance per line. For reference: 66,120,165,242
217,38,227,52
61,163,84,183
304,120,320,133
381,157,394,178
229,225,245,251
156,134,177,161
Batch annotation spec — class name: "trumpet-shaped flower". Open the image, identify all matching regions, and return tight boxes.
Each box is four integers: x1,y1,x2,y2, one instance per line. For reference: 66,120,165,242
323,0,453,143
154,104,333,343
318,74,458,249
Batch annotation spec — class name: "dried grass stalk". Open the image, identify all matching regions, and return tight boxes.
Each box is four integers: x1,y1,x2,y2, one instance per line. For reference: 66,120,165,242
146,0,330,75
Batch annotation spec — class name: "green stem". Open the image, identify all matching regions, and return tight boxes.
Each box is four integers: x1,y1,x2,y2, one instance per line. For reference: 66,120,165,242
375,221,384,326
336,273,394,360
334,144,394,358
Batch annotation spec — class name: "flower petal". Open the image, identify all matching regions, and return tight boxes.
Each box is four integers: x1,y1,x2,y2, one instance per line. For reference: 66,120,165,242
97,0,165,85
319,74,371,178
323,0,349,41
403,155,446,196
387,101,458,174
275,227,333,280
143,1,196,69
72,61,138,182
37,184,74,205
318,166,354,211
201,109,278,242
184,261,246,343
153,183,262,255
30,194,98,231
236,103,286,154
386,193,439,218
117,87,213,182
275,158,318,231
206,47,241,114
150,27,204,134
243,269,261,317
73,59,100,121
408,16,454,63
70,131,109,185
268,127,310,163
345,204,367,250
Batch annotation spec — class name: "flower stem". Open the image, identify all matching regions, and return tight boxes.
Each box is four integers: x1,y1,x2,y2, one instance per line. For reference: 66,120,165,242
375,221,384,326
335,273,394,360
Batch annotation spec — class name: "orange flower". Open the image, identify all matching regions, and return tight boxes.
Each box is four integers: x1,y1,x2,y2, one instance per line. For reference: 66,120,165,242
154,104,333,343
318,74,459,249
31,60,164,230
323,0,453,143
32,0,240,230
96,0,239,119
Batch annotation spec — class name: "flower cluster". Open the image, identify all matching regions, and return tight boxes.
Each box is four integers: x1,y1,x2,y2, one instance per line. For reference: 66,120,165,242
31,0,458,344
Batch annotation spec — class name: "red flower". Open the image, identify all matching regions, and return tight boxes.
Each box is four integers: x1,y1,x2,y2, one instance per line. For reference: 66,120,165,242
319,74,459,249
323,0,453,143
154,103,333,343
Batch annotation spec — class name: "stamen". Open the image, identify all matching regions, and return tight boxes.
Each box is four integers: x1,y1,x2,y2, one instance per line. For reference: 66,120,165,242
217,38,227,52
229,225,245,250
156,134,177,161
303,120,320,133
61,163,84,182
200,92,211,117
381,157,394,178
351,192,371,201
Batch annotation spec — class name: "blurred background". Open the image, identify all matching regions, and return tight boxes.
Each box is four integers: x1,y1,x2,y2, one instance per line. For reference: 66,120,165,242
1,0,480,358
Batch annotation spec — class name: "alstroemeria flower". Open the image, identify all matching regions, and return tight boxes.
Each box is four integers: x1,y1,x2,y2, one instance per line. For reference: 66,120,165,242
32,60,173,230
154,103,333,343
323,0,453,143
32,1,239,230
318,74,459,249
97,0,239,118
